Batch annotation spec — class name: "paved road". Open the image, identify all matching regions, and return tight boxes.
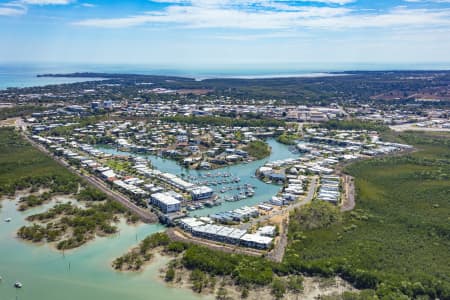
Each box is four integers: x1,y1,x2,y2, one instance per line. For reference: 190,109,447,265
21,129,158,223
265,177,318,262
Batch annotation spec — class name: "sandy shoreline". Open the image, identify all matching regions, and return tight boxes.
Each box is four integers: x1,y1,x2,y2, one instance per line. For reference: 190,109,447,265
155,258,357,300
114,243,358,300
2,191,138,252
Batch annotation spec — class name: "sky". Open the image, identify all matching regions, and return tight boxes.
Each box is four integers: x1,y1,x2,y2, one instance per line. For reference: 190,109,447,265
1,0,450,68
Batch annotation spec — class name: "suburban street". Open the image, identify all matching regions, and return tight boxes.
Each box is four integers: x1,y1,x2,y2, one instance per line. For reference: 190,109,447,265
265,177,318,262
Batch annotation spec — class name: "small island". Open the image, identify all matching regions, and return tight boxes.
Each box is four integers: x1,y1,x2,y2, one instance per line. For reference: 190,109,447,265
0,128,139,250
18,196,138,250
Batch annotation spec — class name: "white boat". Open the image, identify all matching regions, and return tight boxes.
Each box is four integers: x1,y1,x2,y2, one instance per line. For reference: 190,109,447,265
4,218,11,222
14,281,23,288
245,190,255,197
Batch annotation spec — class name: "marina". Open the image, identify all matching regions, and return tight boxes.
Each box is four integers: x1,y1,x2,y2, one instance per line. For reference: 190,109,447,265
0,139,296,300
96,139,297,217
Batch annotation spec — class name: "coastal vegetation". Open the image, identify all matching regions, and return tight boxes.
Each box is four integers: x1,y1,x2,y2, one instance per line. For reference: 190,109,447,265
112,232,171,270
244,140,271,159
18,198,136,250
18,192,53,211
283,131,450,299
114,233,280,293
114,232,354,299
276,132,301,145
3,69,450,300
0,128,139,249
76,186,107,202
0,128,79,197
290,200,342,230
112,131,449,299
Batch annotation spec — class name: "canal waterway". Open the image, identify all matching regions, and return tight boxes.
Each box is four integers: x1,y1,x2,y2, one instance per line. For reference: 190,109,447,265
97,139,298,216
0,139,296,300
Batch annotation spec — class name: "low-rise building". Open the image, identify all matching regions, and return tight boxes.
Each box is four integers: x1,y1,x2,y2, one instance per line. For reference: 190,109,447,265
150,192,181,213
190,186,214,200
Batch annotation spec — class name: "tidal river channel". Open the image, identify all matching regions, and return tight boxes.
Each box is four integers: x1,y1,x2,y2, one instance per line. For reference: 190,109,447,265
0,139,296,300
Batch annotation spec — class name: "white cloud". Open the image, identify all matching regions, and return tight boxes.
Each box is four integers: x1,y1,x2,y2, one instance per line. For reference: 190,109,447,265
0,6,26,16
0,1,27,15
73,2,450,31
297,0,355,4
299,7,450,29
74,4,352,28
214,31,304,40
0,0,72,17
21,0,73,4
150,0,355,5
405,0,450,3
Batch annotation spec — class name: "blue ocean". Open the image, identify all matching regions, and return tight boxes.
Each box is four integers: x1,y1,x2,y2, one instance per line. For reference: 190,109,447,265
1,62,449,90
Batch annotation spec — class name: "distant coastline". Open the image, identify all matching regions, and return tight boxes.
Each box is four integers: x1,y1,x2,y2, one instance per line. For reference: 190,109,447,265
37,71,349,81
1,62,449,90
36,69,449,81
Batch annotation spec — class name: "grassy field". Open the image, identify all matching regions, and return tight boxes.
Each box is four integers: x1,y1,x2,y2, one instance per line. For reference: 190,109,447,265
283,131,450,299
0,128,79,196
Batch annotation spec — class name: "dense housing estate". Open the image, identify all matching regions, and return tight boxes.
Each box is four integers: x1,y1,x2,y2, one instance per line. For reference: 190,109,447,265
26,109,413,252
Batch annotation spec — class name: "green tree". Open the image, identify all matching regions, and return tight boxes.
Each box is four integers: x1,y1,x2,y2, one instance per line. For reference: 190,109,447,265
165,267,175,282
271,278,287,300
216,286,230,300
